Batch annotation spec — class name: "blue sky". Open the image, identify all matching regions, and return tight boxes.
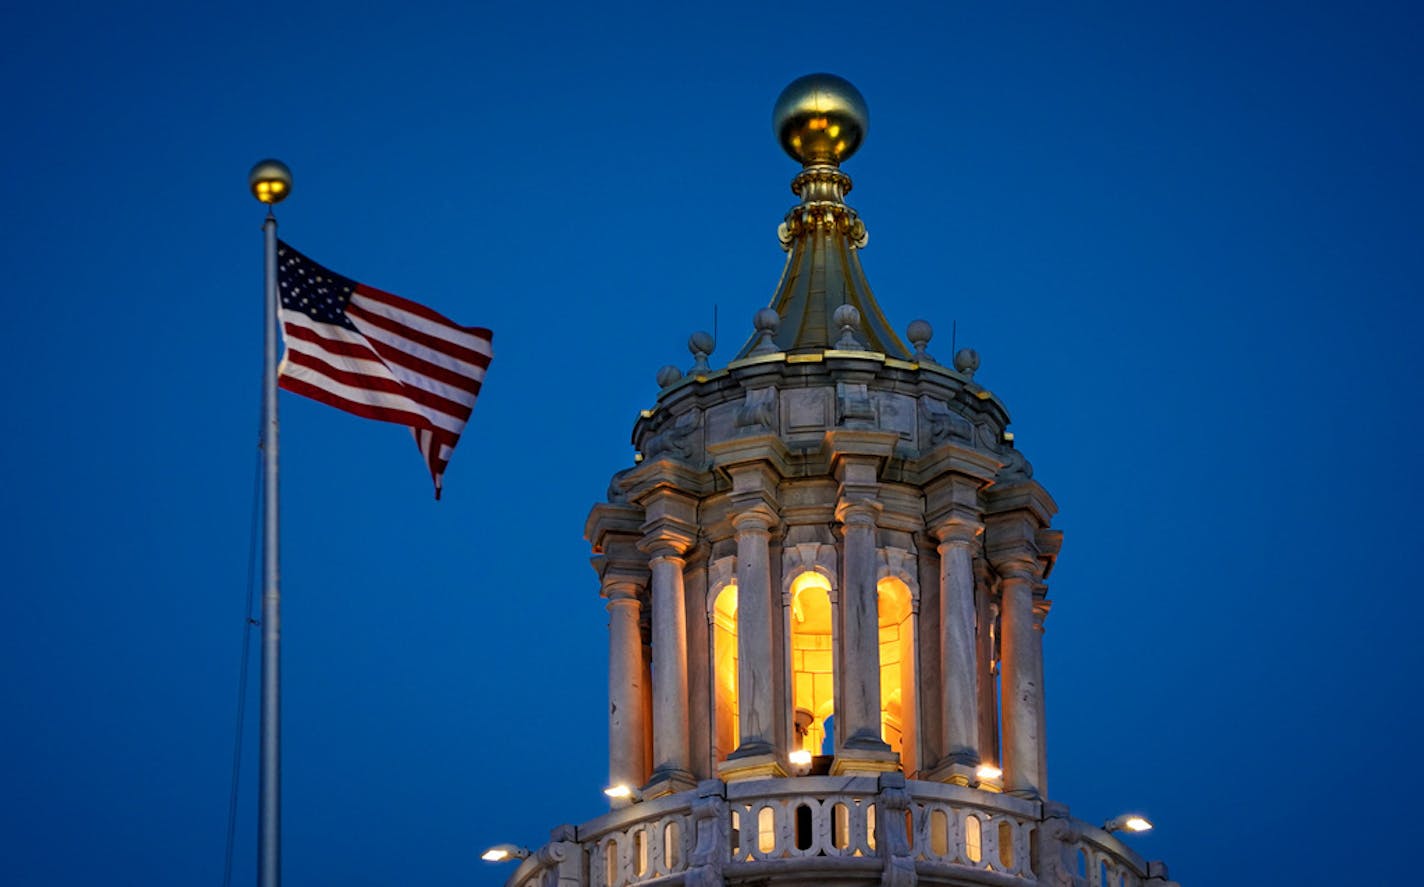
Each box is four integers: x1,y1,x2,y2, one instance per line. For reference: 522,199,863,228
3,2,1421,885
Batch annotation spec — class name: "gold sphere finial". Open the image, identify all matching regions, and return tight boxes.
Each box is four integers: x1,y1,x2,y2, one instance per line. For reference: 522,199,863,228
773,74,868,166
248,158,293,205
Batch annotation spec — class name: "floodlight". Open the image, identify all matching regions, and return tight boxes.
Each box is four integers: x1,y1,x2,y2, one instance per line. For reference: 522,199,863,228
481,844,530,862
1104,814,1153,833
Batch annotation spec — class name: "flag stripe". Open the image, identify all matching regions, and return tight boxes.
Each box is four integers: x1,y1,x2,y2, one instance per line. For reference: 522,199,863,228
353,284,494,355
276,240,492,497
279,372,434,431
284,315,484,400
280,316,475,421
347,297,493,373
282,348,472,433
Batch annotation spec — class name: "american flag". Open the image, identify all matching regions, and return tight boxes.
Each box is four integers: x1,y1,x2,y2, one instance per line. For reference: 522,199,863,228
276,241,492,499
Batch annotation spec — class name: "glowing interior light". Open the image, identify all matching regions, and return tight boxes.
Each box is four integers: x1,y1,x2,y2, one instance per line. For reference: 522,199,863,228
789,749,813,766
481,849,510,862
604,784,634,799
976,764,1002,781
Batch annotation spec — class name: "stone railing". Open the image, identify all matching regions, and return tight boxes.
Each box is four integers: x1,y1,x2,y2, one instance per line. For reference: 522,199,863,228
503,777,1176,887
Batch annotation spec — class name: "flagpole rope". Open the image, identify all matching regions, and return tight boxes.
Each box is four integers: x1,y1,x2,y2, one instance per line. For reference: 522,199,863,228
222,407,265,887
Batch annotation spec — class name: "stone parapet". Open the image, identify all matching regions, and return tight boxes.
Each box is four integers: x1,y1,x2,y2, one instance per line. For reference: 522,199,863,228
503,778,1162,887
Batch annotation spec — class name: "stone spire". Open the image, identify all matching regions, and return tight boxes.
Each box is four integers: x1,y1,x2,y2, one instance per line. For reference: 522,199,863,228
737,73,912,359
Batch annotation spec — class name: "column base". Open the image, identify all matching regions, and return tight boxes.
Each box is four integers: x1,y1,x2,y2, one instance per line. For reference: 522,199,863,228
831,747,900,776
718,750,786,782
924,760,978,787
643,769,698,799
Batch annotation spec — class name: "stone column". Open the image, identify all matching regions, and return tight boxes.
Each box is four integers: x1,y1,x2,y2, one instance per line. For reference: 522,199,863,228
998,559,1041,799
833,498,895,773
974,560,1000,771
1033,599,1051,797
722,507,784,779
605,582,648,800
929,520,981,783
683,549,711,780
646,545,695,794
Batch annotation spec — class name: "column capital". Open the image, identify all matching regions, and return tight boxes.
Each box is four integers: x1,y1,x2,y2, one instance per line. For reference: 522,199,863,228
730,504,778,535
931,517,983,547
993,556,1040,585
646,551,688,569
604,583,644,606
835,497,882,527
639,524,696,559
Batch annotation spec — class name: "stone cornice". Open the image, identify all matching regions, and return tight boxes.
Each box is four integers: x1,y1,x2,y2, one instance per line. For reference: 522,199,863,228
983,479,1058,525
623,457,715,501
823,428,901,466
585,501,646,552
914,440,1003,488
1035,528,1064,579
707,433,792,476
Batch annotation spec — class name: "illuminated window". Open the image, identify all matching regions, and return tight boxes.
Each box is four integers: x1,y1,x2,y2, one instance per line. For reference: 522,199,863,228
788,571,834,758
877,578,916,772
712,583,739,762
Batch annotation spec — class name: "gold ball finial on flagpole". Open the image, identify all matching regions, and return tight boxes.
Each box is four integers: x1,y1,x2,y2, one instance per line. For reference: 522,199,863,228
249,159,293,204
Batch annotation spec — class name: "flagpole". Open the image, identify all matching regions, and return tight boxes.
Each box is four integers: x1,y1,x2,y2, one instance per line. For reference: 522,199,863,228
249,159,292,887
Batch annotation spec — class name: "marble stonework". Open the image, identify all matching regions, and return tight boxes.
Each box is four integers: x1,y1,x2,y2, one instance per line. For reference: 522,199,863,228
506,75,1179,887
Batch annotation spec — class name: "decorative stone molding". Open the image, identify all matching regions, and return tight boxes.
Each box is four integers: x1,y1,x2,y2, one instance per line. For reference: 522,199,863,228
735,387,778,433
836,380,877,427
1039,807,1082,887
780,543,838,599
877,772,918,887
533,825,582,887
684,780,728,887
705,555,737,619
921,396,972,446
876,545,920,604
642,408,701,464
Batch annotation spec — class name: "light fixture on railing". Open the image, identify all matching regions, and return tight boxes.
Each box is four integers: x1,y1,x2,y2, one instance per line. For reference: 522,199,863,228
1104,814,1153,834
975,764,1002,782
788,749,813,775
481,844,531,862
604,784,643,802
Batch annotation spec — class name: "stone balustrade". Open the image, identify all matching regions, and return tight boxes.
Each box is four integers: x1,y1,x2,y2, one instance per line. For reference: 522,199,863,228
503,778,1168,887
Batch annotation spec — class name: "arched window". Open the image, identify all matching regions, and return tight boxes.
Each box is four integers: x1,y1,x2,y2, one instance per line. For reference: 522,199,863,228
788,571,834,758
877,577,916,772
712,583,739,763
